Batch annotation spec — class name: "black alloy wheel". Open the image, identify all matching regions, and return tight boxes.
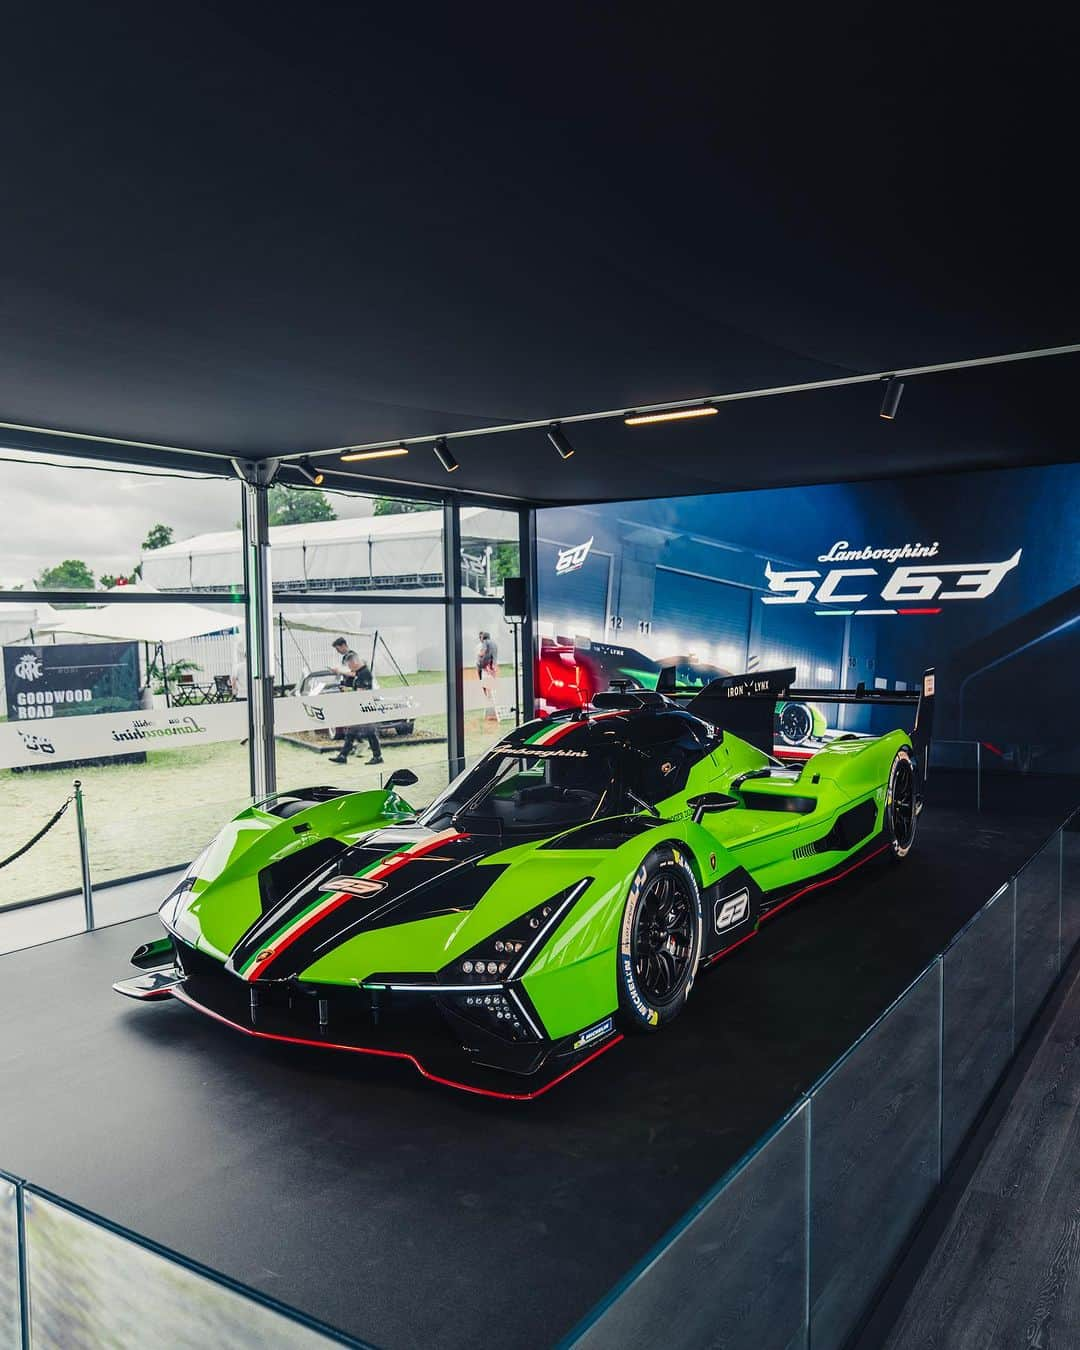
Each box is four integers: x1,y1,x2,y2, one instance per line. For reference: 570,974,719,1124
779,702,814,745
887,749,918,858
631,870,697,1007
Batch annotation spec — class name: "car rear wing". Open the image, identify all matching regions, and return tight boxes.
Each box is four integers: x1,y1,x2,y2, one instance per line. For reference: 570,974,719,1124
673,667,936,783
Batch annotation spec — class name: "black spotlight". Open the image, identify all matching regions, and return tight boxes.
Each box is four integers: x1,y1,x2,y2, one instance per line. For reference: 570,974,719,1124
298,457,325,486
879,377,904,421
433,437,459,473
547,423,575,459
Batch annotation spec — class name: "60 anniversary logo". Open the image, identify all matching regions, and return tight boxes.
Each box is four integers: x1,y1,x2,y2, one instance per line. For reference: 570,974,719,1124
763,542,1022,615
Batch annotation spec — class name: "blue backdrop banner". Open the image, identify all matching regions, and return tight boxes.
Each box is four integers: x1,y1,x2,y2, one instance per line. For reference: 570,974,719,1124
536,463,1080,772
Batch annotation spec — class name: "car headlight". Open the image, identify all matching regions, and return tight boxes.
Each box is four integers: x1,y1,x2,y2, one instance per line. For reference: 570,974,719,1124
443,878,592,985
159,843,212,931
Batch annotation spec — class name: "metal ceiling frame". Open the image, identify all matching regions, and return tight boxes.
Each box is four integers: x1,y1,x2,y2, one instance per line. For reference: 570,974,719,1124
4,342,1079,505
286,342,1080,462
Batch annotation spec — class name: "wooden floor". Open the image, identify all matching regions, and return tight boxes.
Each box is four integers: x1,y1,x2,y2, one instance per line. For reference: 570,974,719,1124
885,962,1080,1350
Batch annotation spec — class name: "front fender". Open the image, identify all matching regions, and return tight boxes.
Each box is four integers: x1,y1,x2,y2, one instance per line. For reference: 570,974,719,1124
515,817,734,1039
168,787,415,959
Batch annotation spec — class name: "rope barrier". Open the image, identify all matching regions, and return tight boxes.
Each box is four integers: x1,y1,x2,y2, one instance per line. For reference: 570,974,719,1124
0,794,76,870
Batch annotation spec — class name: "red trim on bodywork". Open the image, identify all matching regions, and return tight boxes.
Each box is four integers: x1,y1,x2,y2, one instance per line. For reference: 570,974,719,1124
244,830,471,981
244,892,354,981
760,842,891,923
167,985,622,1101
706,927,759,966
897,608,942,615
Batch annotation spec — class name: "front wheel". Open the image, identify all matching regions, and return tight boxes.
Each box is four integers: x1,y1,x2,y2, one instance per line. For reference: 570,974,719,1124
885,748,918,859
617,846,704,1032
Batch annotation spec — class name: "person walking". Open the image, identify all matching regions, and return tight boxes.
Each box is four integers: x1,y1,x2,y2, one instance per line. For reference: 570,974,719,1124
327,636,383,765
476,630,499,721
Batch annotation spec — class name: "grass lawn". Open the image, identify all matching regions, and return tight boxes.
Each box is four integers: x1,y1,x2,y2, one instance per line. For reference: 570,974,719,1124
0,668,524,911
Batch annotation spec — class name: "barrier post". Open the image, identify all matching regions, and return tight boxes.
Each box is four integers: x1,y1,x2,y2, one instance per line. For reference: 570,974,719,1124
976,740,982,814
73,779,95,931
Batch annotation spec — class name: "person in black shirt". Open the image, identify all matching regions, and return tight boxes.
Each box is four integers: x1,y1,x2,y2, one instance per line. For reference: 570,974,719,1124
327,637,383,765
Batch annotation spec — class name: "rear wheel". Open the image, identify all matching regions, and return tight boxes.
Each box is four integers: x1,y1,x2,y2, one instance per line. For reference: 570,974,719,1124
617,847,703,1032
885,748,918,859
778,701,814,745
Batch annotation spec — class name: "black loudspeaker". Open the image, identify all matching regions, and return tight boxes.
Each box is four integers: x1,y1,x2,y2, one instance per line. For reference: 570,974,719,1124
503,576,527,621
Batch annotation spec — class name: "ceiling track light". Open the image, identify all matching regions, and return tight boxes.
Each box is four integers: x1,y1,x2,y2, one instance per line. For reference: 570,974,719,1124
879,376,904,420
433,437,459,473
297,457,325,486
624,404,718,426
547,423,575,459
339,446,410,463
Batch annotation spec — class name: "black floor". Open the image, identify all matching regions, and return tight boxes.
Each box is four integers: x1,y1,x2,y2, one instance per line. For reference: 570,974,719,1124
884,958,1080,1348
0,772,1074,1350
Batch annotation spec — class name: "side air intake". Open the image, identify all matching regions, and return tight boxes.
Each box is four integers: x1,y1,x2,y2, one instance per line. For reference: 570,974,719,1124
791,799,878,859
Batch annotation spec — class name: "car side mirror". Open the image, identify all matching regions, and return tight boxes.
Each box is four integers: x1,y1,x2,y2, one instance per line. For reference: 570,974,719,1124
686,792,739,825
385,768,419,789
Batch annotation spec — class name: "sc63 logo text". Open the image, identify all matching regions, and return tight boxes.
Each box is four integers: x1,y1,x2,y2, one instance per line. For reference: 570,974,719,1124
762,549,1021,607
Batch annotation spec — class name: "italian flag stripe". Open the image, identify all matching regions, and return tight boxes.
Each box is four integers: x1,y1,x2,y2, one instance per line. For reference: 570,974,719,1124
523,710,625,747
240,828,469,981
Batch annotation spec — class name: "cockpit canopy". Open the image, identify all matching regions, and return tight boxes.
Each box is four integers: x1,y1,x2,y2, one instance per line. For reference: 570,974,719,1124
419,708,719,836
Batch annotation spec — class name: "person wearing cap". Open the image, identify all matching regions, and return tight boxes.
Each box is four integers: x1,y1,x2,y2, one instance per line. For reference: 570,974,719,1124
328,637,383,765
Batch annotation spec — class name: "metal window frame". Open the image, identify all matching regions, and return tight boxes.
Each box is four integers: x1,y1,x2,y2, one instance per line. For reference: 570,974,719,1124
0,469,538,821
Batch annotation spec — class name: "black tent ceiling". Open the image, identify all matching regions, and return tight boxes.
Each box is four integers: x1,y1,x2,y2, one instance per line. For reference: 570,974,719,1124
1,5,1076,503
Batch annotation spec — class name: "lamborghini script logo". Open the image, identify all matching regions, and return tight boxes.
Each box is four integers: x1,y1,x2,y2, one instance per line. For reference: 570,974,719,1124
496,746,588,759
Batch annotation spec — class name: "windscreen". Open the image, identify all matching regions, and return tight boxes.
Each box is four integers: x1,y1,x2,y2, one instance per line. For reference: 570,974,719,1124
419,743,620,835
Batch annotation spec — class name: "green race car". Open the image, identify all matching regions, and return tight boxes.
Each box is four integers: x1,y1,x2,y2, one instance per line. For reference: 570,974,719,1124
116,668,934,1099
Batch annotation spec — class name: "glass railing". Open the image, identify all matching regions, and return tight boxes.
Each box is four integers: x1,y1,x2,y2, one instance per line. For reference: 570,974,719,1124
0,1172,368,1348
566,808,1079,1350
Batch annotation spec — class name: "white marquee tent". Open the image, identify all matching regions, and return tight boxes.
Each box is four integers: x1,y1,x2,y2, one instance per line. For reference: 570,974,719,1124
139,506,517,593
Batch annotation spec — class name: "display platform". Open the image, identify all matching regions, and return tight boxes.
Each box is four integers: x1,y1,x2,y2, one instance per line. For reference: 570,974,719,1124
0,772,1073,1350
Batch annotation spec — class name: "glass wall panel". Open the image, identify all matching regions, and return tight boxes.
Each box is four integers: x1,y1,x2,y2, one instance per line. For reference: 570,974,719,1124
459,506,520,598
942,885,1015,1167
1014,836,1062,1038
273,602,448,807
0,452,241,594
809,964,941,1349
573,1105,808,1350
0,601,248,910
463,604,524,763
23,1191,340,1347
0,1178,19,1350
1063,819,1080,960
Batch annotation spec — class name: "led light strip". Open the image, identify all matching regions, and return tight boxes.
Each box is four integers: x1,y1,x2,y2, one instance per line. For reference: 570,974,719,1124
364,982,504,993
508,987,544,1039
508,878,591,979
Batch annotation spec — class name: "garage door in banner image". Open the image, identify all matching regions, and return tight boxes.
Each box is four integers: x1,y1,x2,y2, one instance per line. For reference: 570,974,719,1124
651,568,751,670
538,538,610,637
756,599,845,689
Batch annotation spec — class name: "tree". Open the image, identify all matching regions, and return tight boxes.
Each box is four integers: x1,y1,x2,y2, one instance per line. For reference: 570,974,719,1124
268,484,337,525
373,497,429,516
491,541,520,584
37,559,95,590
142,523,174,550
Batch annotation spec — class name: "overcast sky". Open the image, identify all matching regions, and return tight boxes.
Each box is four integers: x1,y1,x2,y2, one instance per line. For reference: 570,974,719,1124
0,450,374,588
